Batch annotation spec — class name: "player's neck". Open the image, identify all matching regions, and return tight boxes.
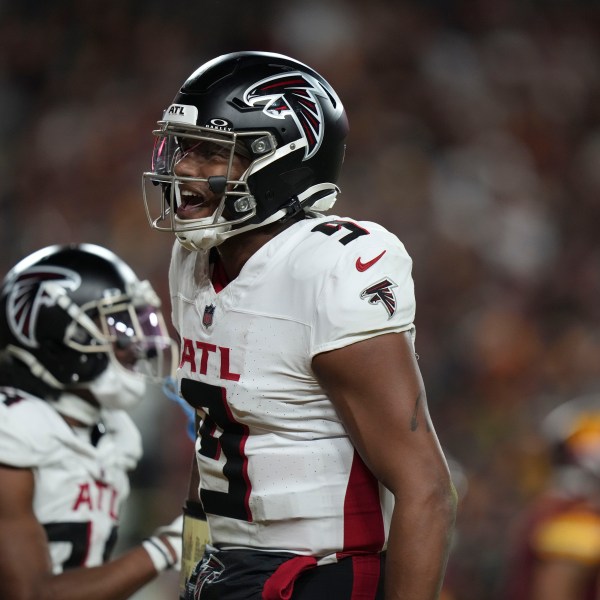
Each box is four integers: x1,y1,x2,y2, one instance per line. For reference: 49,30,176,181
217,217,300,280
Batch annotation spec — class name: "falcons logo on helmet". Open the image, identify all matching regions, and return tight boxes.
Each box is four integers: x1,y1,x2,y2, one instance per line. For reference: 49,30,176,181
243,72,326,160
360,278,398,319
6,266,80,348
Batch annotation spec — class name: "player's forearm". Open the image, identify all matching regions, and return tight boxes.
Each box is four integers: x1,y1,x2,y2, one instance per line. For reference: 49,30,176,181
384,483,457,600
33,546,159,600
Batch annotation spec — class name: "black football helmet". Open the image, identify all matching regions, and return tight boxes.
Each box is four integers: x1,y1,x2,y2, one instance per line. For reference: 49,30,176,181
142,50,349,251
0,244,175,394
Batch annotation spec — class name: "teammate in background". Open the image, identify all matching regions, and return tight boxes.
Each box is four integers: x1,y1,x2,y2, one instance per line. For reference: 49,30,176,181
503,395,600,600
143,51,457,599
0,243,182,600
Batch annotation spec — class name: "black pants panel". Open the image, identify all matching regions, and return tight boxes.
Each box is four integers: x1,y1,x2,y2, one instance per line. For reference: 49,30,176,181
183,548,385,600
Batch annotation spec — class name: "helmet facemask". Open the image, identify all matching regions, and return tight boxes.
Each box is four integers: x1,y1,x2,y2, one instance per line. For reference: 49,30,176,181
66,279,177,411
143,122,281,250
66,279,176,380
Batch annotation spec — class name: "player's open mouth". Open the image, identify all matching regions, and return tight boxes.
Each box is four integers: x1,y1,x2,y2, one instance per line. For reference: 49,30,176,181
176,188,215,219
179,189,207,209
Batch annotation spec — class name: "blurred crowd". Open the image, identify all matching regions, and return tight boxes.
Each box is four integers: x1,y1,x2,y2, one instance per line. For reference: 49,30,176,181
2,0,600,598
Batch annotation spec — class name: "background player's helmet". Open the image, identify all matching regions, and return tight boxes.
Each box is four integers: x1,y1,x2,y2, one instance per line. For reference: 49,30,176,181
0,244,175,408
142,50,349,251
542,395,600,478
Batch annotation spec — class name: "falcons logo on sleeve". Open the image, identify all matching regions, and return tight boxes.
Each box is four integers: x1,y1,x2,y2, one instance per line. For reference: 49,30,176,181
6,267,80,348
243,72,327,160
360,278,398,319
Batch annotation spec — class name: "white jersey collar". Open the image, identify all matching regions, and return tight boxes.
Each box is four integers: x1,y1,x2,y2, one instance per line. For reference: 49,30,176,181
52,392,101,426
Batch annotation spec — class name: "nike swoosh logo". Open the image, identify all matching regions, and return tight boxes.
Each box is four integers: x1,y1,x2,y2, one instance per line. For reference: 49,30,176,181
356,250,386,272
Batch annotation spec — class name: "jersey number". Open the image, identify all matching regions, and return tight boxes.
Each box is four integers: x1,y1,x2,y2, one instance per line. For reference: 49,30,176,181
311,220,369,244
181,378,252,522
44,522,117,569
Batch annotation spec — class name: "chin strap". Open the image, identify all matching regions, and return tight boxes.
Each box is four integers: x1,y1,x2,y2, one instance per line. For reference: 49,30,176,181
7,345,66,390
175,182,340,252
7,345,101,425
301,183,339,212
53,392,101,426
216,183,340,242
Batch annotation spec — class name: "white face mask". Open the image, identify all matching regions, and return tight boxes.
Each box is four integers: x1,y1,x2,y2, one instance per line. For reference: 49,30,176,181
174,214,232,251
87,362,147,411
172,208,290,252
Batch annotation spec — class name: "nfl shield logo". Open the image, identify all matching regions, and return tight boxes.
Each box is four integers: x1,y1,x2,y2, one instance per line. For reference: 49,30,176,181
202,304,216,328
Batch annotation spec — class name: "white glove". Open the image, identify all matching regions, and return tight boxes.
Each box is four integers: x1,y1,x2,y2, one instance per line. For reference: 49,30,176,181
142,514,184,573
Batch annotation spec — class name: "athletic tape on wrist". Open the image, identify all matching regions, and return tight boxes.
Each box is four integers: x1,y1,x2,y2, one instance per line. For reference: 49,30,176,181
142,536,175,572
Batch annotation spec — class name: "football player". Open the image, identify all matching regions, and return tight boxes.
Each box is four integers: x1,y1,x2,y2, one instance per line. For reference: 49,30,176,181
0,243,182,599
143,51,457,600
504,395,600,600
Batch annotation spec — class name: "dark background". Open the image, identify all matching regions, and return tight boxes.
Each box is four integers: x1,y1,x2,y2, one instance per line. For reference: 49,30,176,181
2,1,600,597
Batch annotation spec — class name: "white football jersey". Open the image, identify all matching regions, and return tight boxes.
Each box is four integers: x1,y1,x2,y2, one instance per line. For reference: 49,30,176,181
0,387,142,572
169,215,416,558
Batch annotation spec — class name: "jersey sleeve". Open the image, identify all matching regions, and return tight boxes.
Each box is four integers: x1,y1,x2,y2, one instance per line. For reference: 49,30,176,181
0,393,58,468
310,222,416,356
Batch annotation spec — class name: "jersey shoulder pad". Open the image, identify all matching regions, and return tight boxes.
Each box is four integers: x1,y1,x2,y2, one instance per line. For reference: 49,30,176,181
0,388,66,467
288,216,409,275
298,217,416,355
